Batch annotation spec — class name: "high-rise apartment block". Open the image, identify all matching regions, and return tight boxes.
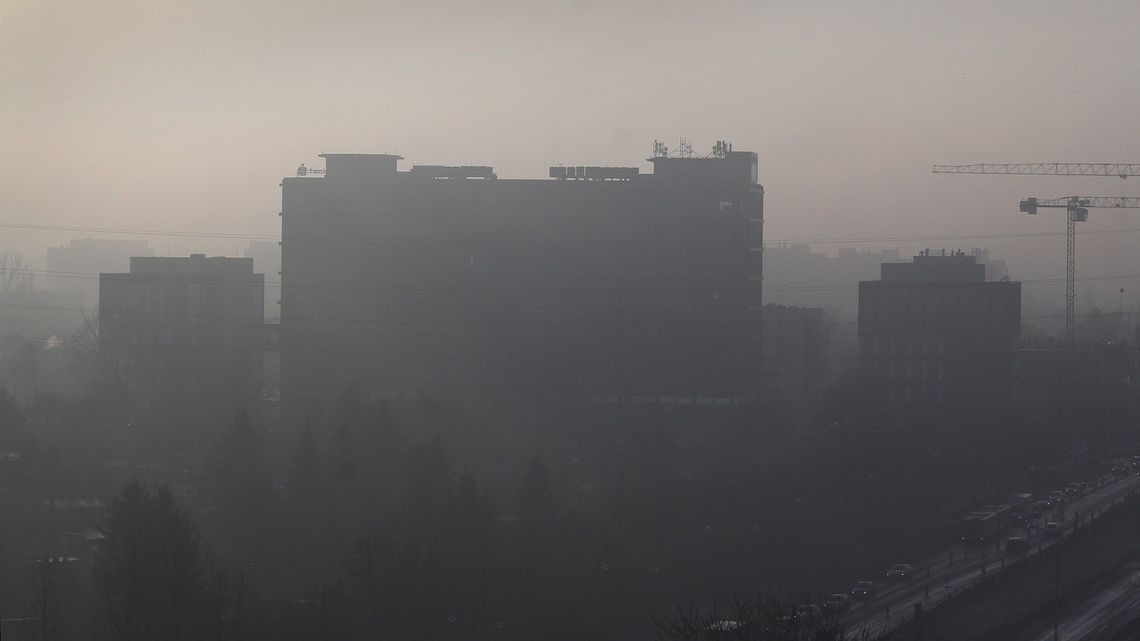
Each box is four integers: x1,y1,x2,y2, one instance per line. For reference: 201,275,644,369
280,149,763,420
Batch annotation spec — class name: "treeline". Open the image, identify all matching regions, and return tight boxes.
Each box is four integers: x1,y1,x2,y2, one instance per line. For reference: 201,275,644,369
3,364,1139,640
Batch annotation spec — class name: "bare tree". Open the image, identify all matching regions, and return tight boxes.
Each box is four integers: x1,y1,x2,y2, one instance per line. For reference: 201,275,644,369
0,252,35,295
68,313,134,401
20,554,79,641
26,556,60,641
655,593,869,641
195,566,252,641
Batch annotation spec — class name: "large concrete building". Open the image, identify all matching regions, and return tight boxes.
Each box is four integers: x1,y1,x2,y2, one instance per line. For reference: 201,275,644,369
858,250,1021,407
280,147,764,421
99,254,266,405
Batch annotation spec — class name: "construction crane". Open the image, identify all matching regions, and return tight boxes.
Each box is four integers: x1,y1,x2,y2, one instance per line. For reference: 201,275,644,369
1017,197,1140,342
933,163,1138,343
933,163,1140,178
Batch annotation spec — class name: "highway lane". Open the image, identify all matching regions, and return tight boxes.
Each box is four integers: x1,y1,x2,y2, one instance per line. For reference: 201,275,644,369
842,473,1140,638
1026,562,1140,641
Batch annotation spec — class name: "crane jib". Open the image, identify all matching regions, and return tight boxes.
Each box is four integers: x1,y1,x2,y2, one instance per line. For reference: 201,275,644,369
932,163,1140,177
932,160,1140,344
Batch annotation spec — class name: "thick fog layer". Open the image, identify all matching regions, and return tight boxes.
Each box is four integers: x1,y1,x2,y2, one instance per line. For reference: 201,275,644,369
2,2,1140,640
3,1,1140,295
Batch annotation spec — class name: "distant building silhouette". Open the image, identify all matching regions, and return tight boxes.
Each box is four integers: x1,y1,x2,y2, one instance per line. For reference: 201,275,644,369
244,240,281,323
47,238,154,309
760,304,828,415
99,254,266,405
279,149,764,421
858,250,1021,406
762,244,901,315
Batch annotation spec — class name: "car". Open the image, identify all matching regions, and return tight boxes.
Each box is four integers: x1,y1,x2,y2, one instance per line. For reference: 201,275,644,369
850,580,876,600
1050,490,1066,505
823,593,851,613
1112,461,1129,477
1043,522,1060,540
886,563,914,581
1036,496,1054,509
1064,482,1083,497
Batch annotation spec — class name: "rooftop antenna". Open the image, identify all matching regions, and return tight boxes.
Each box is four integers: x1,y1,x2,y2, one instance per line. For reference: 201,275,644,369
651,140,669,158
676,138,695,158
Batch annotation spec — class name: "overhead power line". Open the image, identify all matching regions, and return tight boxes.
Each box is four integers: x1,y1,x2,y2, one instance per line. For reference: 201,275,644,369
5,266,1140,296
6,221,1140,247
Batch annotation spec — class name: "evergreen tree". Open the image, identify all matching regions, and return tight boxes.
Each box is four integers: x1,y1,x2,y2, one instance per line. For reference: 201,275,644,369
208,409,270,523
93,480,200,641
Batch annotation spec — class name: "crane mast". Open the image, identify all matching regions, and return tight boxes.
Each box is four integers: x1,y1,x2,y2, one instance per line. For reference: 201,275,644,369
933,163,1136,343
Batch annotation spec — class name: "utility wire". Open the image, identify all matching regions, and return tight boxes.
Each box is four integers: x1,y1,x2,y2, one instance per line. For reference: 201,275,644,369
1,266,1137,295
6,221,1140,246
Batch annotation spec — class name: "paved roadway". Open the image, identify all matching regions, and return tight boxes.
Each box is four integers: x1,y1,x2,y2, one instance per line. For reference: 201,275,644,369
1025,562,1140,641
841,473,1140,639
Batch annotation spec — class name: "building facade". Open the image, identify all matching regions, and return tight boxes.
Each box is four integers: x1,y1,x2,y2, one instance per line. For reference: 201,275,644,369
759,304,828,416
858,250,1021,407
280,149,764,420
1015,342,1139,422
99,254,265,404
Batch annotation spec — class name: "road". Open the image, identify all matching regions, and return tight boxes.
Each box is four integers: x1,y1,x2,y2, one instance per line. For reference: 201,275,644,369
841,473,1140,639
1024,562,1140,641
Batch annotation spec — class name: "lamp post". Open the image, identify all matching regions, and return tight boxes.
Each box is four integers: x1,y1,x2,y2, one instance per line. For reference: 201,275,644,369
1053,542,1060,641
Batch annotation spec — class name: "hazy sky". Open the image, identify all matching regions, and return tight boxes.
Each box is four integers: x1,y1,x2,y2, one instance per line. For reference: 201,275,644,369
3,0,1140,309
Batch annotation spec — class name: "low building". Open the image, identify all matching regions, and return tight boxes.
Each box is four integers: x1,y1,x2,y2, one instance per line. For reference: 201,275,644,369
1015,341,1139,422
99,254,265,407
